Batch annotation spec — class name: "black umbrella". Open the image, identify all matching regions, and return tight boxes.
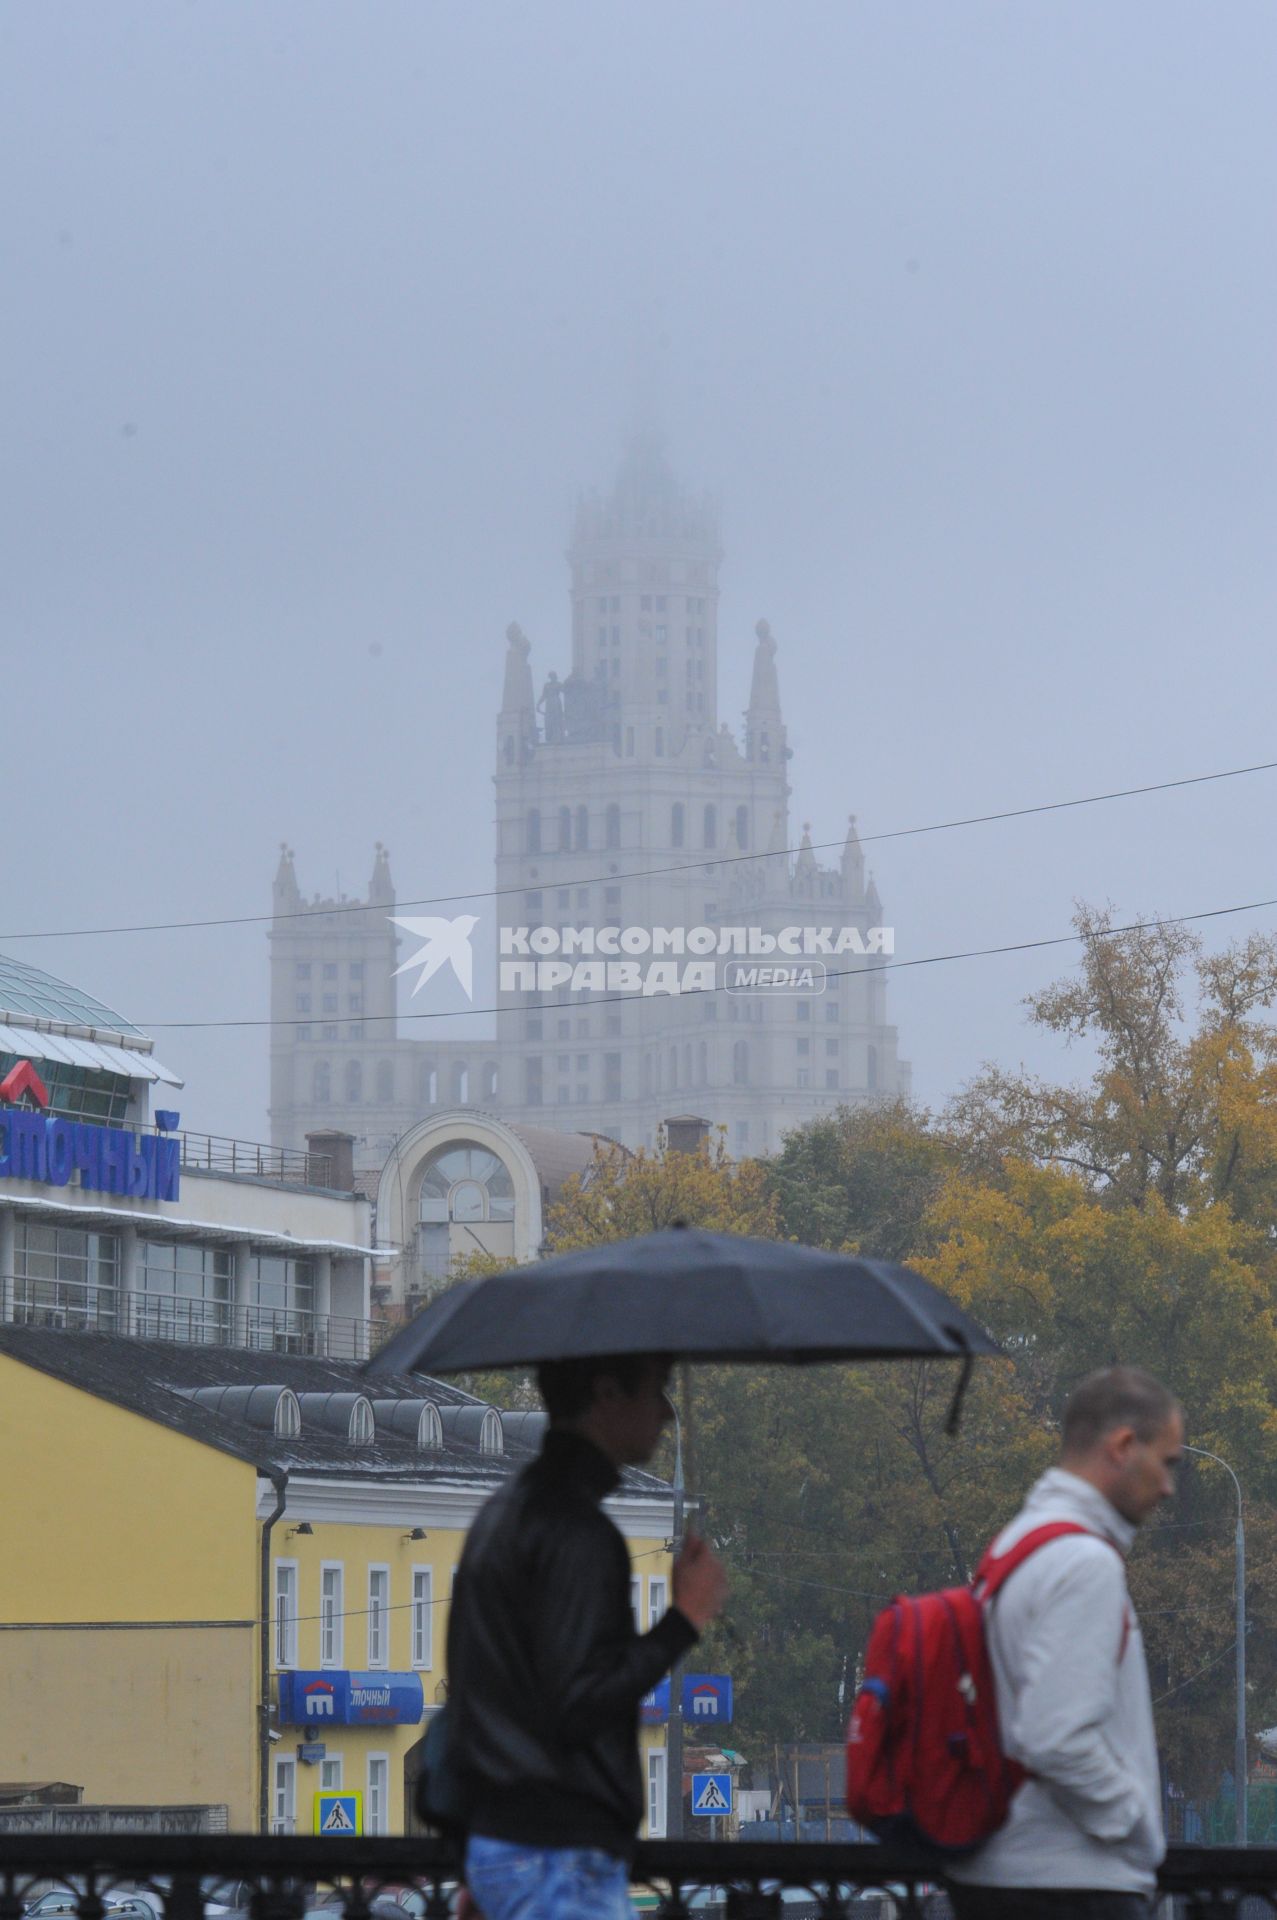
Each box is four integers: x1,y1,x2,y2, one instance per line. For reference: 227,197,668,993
365,1227,998,1421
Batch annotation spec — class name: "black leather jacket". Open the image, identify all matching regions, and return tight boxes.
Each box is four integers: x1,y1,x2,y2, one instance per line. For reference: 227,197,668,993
447,1428,698,1858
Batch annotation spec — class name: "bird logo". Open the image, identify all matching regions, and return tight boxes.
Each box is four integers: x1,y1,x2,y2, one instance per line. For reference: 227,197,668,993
390,915,480,1001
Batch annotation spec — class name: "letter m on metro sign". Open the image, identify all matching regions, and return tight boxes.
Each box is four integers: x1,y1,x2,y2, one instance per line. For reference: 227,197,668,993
683,1674,733,1724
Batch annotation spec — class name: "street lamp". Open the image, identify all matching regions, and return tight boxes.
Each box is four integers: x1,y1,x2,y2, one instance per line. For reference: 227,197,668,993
1183,1443,1247,1844
665,1390,686,1842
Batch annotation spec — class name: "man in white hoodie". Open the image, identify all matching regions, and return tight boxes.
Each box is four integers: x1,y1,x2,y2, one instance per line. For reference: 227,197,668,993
947,1365,1183,1920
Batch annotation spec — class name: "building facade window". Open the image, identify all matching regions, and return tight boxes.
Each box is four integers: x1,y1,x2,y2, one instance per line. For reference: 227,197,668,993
412,1567,433,1668
274,1561,298,1668
320,1564,343,1668
418,1141,516,1284
648,1576,668,1627
244,1253,316,1351
272,1758,296,1835
367,1755,389,1836
12,1221,119,1333
136,1240,232,1343
314,1061,331,1104
647,1750,667,1838
367,1566,389,1667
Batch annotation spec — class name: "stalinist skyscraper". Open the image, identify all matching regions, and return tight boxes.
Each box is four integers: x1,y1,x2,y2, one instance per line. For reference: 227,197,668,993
269,440,909,1168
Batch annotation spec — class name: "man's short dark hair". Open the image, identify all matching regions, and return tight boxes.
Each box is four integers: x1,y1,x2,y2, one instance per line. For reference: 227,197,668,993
1061,1366,1179,1455
536,1354,655,1423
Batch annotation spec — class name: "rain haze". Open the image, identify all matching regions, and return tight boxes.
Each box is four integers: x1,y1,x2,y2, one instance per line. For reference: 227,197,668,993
5,0,1276,1142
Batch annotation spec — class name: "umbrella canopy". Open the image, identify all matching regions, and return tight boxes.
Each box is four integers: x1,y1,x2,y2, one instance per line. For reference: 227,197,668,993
365,1226,999,1377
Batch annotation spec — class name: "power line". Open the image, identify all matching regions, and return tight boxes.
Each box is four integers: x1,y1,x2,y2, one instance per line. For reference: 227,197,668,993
136,891,1277,1030
2,755,1274,945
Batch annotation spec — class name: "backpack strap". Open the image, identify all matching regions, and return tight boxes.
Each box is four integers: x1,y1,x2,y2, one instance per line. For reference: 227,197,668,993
974,1521,1100,1603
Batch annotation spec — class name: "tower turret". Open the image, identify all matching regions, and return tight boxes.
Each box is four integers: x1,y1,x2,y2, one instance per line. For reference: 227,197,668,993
745,619,787,767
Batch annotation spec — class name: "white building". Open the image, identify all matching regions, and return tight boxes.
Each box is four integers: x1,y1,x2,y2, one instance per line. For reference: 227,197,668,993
0,952,373,1357
269,440,910,1174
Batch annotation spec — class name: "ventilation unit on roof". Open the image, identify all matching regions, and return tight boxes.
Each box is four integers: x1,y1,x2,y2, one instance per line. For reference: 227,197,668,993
372,1398,443,1450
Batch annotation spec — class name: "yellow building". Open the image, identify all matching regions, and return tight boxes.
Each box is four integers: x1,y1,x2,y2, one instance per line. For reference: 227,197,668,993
0,1327,677,1836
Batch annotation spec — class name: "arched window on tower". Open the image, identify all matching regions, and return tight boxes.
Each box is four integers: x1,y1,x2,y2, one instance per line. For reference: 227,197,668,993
419,1062,437,1107
559,807,572,852
314,1061,331,1104
344,1058,363,1104
704,805,718,850
526,808,541,854
606,805,621,849
484,1061,498,1100
732,1040,749,1085
671,803,685,848
575,805,589,851
736,806,749,850
453,1063,470,1104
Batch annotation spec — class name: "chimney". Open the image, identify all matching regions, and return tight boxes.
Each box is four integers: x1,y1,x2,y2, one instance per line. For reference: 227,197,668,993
664,1114,711,1156
306,1129,356,1191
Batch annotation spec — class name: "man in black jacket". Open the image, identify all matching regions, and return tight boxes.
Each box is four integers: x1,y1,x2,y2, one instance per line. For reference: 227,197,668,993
448,1353,727,1920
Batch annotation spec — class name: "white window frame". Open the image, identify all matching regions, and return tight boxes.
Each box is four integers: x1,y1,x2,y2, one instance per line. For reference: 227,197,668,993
272,1756,297,1835
367,1564,390,1669
647,1575,669,1630
411,1565,434,1670
274,1559,299,1670
647,1748,667,1837
319,1756,343,1793
320,1561,344,1669
367,1751,390,1836
630,1575,642,1632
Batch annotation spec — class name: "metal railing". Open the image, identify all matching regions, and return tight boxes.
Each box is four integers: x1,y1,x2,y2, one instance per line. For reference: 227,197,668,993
26,1109,339,1191
0,1286,383,1362
171,1134,334,1189
0,1834,1274,1919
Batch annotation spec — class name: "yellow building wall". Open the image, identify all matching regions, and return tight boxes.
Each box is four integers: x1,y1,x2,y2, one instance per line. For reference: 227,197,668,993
272,1525,675,1836
271,1518,465,1835
0,1353,260,1826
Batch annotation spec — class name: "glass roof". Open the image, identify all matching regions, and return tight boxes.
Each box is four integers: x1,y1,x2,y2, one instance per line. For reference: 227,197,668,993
0,952,146,1038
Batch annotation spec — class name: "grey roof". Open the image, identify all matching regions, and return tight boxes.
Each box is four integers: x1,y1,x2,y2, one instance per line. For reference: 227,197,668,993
0,1326,672,1497
502,1119,627,1203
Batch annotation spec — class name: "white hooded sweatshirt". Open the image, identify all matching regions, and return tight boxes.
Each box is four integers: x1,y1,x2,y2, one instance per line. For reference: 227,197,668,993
947,1467,1164,1893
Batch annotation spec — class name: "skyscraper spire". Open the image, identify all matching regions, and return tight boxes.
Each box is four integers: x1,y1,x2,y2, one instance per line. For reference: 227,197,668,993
746,619,787,766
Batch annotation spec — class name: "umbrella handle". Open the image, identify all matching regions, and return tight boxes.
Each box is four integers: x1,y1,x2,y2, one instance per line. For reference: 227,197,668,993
945,1353,974,1436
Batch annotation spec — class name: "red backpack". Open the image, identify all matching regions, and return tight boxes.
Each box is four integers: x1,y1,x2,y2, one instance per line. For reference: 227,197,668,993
846,1522,1096,1858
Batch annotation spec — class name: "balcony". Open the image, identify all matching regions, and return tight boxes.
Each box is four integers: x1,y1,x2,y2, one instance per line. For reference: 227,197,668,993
0,1834,1271,1918
0,1283,385,1362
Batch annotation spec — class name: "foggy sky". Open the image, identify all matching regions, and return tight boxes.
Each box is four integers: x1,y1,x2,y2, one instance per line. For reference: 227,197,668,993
4,1,1276,1141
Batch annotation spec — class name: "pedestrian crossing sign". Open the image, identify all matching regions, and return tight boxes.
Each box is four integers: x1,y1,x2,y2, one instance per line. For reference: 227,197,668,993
314,1792,362,1835
691,1773,732,1816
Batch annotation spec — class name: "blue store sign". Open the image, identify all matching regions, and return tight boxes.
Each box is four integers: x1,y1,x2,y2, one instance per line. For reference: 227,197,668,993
683,1674,733,1724
641,1678,670,1724
278,1670,425,1727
